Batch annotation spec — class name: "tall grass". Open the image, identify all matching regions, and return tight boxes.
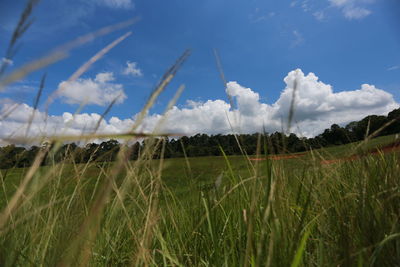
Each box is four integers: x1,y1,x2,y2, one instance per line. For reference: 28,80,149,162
0,141,399,266
1,2,400,266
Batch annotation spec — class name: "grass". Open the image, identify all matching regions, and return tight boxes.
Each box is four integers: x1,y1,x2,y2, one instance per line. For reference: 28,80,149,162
1,2,399,265
0,135,399,266
308,134,399,158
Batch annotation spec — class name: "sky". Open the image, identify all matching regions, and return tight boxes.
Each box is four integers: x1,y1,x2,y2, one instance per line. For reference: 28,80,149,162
0,0,400,142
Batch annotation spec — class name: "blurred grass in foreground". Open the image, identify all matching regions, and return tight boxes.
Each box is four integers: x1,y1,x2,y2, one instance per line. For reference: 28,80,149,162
0,136,399,266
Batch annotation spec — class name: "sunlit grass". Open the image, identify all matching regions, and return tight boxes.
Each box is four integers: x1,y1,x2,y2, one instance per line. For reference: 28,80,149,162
0,141,399,266
1,1,399,266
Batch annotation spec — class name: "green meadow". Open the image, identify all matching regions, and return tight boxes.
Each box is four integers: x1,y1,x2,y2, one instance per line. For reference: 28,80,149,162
0,135,399,266
1,2,399,265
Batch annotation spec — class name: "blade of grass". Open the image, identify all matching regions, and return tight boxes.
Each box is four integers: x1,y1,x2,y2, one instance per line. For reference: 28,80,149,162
25,73,46,136
290,225,312,267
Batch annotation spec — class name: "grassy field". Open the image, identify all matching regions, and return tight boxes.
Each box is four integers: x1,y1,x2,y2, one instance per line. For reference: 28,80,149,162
1,1,399,265
0,135,399,266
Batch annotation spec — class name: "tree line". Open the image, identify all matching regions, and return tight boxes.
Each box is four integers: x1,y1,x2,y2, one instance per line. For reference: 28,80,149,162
1,108,399,169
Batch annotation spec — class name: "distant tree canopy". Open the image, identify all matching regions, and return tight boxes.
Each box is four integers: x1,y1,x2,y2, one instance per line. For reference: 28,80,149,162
0,107,399,169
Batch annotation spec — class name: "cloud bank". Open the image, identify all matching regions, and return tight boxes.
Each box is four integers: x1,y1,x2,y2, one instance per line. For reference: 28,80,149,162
0,69,397,143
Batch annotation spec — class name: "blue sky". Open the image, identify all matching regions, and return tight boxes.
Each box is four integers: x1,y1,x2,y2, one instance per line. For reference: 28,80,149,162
0,0,399,138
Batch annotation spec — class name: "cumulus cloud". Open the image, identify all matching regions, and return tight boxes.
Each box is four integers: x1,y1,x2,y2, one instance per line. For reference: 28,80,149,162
0,100,134,144
0,68,398,143
226,82,264,117
271,69,397,135
123,61,143,77
143,69,396,137
58,72,127,106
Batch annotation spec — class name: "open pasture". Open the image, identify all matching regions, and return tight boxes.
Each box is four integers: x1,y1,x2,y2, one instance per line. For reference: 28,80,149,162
0,135,399,266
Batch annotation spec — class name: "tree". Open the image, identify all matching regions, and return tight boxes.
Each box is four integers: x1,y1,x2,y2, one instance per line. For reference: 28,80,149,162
350,115,387,140
83,143,100,163
320,124,350,145
387,108,400,134
0,145,27,169
98,139,120,162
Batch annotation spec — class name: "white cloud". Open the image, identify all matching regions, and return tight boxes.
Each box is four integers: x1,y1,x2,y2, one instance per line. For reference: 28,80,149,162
298,0,374,21
249,7,276,23
95,72,113,83
272,69,397,135
102,69,399,137
0,68,398,143
58,72,127,106
123,61,143,77
342,6,371,19
330,0,351,7
97,0,134,9
313,11,325,21
0,100,134,144
329,0,373,20
1,57,13,66
301,0,311,12
291,30,304,48
226,82,263,117
4,84,36,93
387,65,399,71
